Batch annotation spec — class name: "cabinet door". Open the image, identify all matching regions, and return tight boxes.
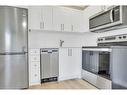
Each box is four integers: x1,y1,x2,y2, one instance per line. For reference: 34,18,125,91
70,48,82,77
71,10,84,32
59,48,69,80
59,48,81,81
28,6,41,30
62,8,71,32
53,7,71,32
41,6,53,30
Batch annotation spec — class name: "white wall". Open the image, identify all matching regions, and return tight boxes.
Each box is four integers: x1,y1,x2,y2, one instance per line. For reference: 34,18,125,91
28,31,84,48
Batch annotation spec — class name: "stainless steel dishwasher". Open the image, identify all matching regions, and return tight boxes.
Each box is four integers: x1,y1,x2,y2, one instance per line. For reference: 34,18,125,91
40,48,59,83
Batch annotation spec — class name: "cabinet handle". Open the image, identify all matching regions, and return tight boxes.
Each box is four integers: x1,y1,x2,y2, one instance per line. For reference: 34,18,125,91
40,22,44,29
43,22,44,29
63,24,64,31
35,74,37,77
68,49,69,56
34,64,37,67
71,25,73,32
70,49,72,56
68,48,72,56
29,29,31,32
61,24,62,31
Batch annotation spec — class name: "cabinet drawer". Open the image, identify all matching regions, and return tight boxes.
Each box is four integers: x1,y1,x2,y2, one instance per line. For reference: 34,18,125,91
29,49,40,55
30,68,40,83
30,62,40,82
31,62,40,69
30,56,40,62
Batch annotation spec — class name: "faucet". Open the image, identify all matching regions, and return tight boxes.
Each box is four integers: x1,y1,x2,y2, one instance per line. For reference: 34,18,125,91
60,40,64,47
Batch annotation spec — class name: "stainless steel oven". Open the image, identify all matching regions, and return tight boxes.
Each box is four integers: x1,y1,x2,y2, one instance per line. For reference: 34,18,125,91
82,34,127,89
82,47,111,80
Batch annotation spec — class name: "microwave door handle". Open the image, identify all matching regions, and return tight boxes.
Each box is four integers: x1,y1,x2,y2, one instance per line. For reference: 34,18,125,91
110,9,113,22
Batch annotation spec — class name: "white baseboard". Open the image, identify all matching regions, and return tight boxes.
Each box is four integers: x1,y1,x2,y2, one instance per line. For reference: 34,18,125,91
29,81,40,86
58,75,81,81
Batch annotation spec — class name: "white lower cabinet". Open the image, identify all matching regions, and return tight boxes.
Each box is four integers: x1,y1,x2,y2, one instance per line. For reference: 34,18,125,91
29,48,82,85
59,48,82,81
30,62,40,83
29,49,40,86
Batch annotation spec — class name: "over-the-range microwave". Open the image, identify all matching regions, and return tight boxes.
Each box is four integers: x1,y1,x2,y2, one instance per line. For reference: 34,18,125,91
89,6,127,32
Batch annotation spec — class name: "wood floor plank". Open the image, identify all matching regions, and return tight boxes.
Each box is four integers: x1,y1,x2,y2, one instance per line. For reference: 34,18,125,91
29,79,97,89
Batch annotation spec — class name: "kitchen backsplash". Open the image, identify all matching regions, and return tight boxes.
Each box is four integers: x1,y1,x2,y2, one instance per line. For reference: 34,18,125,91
28,31,84,48
28,28,127,48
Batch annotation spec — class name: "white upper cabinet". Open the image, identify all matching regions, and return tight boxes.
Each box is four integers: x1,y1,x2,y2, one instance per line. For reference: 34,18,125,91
28,6,41,30
70,10,84,32
53,7,71,32
29,6,53,31
28,6,85,33
53,7,85,32
41,6,53,30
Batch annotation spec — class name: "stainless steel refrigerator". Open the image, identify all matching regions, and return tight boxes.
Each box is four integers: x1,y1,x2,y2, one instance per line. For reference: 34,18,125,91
0,6,28,89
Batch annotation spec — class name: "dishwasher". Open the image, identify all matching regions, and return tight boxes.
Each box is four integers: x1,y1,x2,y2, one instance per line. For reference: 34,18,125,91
40,48,59,83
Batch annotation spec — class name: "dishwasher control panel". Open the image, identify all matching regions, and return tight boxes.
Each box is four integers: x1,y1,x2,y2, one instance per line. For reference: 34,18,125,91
41,48,58,54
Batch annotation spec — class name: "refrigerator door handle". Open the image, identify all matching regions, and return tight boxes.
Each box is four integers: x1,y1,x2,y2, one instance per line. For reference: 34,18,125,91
0,52,27,55
22,46,27,53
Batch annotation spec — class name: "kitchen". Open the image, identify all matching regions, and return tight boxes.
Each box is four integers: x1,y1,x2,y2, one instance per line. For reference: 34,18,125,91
1,5,127,90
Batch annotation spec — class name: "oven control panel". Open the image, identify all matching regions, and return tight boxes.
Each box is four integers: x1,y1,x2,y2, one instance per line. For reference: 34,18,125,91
97,34,127,43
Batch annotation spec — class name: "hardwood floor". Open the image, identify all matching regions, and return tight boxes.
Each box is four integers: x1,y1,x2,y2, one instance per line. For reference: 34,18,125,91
29,79,97,89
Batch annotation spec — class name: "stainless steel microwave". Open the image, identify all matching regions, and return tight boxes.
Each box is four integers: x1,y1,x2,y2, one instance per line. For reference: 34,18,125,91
89,6,127,32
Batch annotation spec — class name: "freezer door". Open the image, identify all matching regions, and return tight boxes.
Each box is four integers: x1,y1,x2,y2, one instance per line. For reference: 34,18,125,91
0,53,28,89
0,6,28,53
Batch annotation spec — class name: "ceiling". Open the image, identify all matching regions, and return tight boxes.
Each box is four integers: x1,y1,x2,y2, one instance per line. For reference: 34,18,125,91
63,6,88,10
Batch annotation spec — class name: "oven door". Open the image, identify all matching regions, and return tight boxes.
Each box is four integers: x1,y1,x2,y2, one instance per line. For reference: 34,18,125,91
82,47,112,89
82,47,111,76
82,50,99,74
